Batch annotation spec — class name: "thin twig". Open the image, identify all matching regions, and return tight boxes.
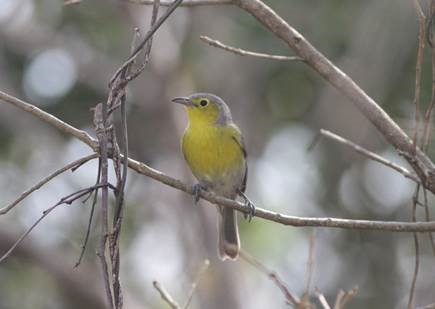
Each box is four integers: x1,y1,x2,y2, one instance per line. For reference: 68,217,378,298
75,158,102,268
408,186,421,309
94,102,115,309
239,250,300,306
333,287,358,309
183,259,210,309
123,0,232,6
234,0,435,192
304,231,315,295
318,129,420,183
0,90,98,151
422,187,435,255
153,281,181,309
423,1,435,150
316,289,332,309
126,0,161,82
110,0,184,85
64,0,81,4
0,153,98,215
200,35,304,61
411,0,426,153
0,185,105,264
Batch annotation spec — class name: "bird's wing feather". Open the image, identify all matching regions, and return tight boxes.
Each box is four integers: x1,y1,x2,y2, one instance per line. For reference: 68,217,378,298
229,125,248,193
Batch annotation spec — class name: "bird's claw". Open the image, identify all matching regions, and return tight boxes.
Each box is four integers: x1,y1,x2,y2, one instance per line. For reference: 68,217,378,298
244,201,256,222
239,191,256,222
192,183,205,204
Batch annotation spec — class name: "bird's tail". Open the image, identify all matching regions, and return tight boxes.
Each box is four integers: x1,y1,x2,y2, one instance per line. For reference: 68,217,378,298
218,207,240,260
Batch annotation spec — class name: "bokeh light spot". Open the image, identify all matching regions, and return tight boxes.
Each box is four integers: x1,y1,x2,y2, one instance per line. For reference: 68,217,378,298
23,48,77,103
363,150,414,215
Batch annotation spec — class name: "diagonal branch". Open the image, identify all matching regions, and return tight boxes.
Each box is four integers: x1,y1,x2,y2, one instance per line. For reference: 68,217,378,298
234,0,435,190
153,281,181,309
0,153,98,215
317,129,420,183
110,0,184,84
0,185,106,264
183,259,210,309
240,250,300,306
0,90,98,151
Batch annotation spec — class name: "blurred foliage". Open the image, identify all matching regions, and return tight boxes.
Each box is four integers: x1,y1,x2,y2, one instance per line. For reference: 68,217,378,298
0,0,434,308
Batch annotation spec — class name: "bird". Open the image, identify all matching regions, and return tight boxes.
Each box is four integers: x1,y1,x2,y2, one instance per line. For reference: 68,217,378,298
172,93,253,260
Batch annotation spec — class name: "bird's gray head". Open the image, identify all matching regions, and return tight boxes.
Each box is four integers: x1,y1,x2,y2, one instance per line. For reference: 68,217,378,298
171,92,233,125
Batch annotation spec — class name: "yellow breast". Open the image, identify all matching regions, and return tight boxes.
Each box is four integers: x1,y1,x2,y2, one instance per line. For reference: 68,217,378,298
182,122,245,186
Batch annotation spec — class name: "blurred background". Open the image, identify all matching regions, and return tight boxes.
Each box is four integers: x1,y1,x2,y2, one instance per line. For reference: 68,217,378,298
0,0,434,308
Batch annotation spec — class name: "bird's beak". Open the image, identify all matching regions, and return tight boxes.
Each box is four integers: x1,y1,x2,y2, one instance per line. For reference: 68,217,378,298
171,97,194,107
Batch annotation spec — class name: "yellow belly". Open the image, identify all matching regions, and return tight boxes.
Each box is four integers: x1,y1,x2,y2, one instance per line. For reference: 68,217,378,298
182,124,245,195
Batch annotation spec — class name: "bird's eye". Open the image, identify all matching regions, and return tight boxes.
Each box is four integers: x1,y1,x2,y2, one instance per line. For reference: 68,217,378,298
199,99,208,107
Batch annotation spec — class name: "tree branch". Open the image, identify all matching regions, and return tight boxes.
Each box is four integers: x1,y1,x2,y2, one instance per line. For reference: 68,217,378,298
153,281,181,309
316,289,332,309
182,259,210,309
110,0,185,84
317,129,420,183
0,153,98,215
123,0,232,6
411,0,426,151
240,250,300,306
0,90,98,151
3,92,435,232
333,287,358,309
0,185,105,264
233,0,435,189
200,35,303,61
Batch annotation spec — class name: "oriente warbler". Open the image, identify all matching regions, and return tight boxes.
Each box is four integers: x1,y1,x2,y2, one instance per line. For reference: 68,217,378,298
172,93,253,260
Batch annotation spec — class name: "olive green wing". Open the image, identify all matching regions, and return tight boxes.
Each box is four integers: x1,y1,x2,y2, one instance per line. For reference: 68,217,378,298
229,125,248,193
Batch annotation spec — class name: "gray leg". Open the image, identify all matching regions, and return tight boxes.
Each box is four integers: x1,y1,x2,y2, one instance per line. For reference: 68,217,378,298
238,190,256,222
192,183,207,204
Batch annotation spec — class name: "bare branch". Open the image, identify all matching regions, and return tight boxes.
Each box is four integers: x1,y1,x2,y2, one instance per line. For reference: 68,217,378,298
408,186,421,309
93,102,115,309
240,250,300,306
153,281,181,309
110,0,184,84
0,185,105,264
316,289,332,309
422,187,435,255
411,0,426,152
0,90,98,151
64,0,81,5
75,159,101,268
304,231,315,296
333,287,358,309
183,259,210,309
200,35,304,61
4,91,435,232
423,1,435,150
125,1,161,82
123,0,232,6
234,0,435,191
318,129,420,183
0,153,98,215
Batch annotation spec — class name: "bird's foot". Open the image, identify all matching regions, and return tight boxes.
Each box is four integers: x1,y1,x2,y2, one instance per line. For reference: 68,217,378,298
192,183,207,204
238,191,256,222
